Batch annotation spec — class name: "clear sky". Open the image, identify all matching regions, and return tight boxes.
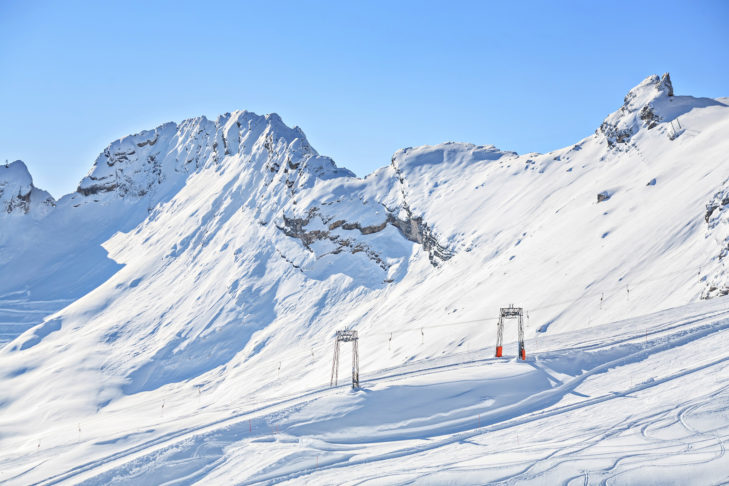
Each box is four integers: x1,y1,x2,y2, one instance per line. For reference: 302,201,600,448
1,0,727,198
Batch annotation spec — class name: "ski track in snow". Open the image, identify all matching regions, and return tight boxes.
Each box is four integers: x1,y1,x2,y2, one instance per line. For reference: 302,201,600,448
0,299,72,344
15,302,729,485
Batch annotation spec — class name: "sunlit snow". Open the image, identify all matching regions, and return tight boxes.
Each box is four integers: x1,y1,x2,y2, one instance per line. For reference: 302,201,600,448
1,74,729,484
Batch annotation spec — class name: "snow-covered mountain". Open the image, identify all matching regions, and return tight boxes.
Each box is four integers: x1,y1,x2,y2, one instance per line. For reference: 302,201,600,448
1,74,729,484
0,160,55,218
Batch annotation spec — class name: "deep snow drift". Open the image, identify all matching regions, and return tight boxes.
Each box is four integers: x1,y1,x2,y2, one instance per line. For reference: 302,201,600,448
1,73,729,484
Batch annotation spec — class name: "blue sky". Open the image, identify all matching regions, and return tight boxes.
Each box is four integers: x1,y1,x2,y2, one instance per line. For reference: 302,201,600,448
1,0,727,197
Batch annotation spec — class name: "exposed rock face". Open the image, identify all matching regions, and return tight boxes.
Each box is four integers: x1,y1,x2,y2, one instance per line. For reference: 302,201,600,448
75,112,353,203
387,150,458,266
278,208,391,271
639,105,660,129
705,191,729,224
598,120,636,147
275,143,468,279
597,73,674,147
657,72,674,97
277,202,453,274
702,186,729,298
76,125,174,198
386,207,453,266
0,161,55,217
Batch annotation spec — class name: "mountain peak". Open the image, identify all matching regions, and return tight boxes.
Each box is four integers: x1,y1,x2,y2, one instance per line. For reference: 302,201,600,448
596,72,676,147
73,110,353,204
658,72,673,96
0,160,55,217
2,159,32,183
623,72,673,108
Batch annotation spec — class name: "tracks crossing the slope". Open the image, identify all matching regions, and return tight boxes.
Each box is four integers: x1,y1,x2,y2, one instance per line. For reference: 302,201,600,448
248,312,729,484
0,298,72,345
29,305,729,485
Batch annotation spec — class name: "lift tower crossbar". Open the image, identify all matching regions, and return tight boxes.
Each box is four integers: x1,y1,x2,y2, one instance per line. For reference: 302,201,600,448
330,330,360,389
496,305,526,360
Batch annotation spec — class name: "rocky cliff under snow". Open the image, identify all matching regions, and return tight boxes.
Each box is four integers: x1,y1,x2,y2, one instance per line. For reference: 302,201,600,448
1,74,729,484
0,160,54,218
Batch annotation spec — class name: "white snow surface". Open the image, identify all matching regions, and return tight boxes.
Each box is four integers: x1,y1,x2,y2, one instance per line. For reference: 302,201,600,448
1,74,729,484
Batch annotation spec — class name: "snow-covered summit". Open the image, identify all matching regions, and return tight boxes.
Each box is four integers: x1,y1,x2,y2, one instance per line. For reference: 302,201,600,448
596,72,724,149
0,160,55,217
75,110,353,204
597,73,675,146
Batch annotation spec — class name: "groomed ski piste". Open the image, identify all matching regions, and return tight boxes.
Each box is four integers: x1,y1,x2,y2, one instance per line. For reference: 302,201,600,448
1,74,729,484
4,299,729,485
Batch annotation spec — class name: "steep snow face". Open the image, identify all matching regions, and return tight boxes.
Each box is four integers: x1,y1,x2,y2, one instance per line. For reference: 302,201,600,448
0,74,729,484
0,161,54,218
0,111,357,343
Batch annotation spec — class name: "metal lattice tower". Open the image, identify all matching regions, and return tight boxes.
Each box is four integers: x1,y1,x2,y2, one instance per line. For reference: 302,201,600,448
496,305,526,360
330,330,360,388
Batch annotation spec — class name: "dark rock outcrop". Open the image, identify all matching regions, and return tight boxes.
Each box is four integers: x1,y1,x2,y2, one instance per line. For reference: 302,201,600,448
278,202,454,273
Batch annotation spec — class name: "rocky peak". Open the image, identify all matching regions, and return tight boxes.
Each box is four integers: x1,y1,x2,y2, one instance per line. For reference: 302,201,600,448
657,72,673,97
597,73,674,147
0,160,55,217
622,73,673,108
74,110,353,203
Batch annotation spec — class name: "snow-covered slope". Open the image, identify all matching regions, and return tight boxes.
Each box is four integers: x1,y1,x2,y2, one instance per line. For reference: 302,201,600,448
0,111,354,342
1,74,728,484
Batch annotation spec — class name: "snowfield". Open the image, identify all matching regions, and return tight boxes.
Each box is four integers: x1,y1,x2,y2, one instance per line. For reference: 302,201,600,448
1,73,729,484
